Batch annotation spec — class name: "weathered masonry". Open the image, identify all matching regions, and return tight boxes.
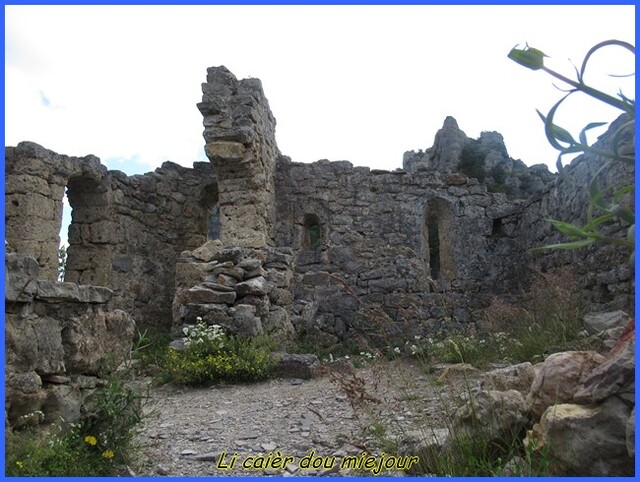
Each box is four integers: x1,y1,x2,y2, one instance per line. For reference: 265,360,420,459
4,66,634,427
5,67,634,338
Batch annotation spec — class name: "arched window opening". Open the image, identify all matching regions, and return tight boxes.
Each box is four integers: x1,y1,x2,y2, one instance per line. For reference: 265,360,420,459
303,214,323,250
423,198,456,280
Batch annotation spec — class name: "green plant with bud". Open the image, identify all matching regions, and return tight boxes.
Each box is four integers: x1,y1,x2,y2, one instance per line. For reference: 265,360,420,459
509,40,635,258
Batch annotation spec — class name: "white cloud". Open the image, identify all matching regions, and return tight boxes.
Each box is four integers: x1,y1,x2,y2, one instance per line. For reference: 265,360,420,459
5,4,635,174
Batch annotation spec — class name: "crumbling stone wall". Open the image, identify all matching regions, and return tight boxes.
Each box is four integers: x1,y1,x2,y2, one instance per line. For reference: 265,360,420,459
193,67,633,348
509,114,635,311
5,252,135,429
5,142,107,282
5,67,633,355
198,66,279,248
272,157,521,345
5,142,219,328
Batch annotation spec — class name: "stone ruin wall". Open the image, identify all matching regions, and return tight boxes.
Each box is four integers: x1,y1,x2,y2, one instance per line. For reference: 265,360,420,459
508,114,635,311
5,251,136,429
272,157,523,345
5,142,219,429
5,142,219,327
4,67,634,428
5,67,634,343
197,66,279,248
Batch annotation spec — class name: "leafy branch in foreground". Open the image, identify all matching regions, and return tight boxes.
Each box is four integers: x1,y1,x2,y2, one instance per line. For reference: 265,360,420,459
509,40,635,258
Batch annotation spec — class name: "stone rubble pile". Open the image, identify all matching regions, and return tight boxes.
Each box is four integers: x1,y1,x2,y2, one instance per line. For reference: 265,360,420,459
172,240,296,341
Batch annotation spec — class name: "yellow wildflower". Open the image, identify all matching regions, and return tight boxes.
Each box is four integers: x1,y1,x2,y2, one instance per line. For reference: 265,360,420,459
84,435,98,446
16,461,24,469
102,449,115,459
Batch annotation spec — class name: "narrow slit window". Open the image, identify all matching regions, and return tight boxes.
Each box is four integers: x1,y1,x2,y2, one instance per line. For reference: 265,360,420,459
423,198,456,280
208,202,220,240
427,216,441,279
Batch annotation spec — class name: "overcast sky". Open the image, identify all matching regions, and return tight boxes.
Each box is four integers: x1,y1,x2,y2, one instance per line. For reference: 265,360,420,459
5,4,635,179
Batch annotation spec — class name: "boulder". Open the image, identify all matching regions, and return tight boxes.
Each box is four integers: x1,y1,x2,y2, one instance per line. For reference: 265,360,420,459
272,353,320,379
264,306,295,338
526,351,605,420
5,313,66,374
583,310,629,335
62,308,136,375
626,407,635,458
185,286,237,305
179,303,232,329
231,304,263,337
482,362,535,396
397,428,450,475
238,258,262,271
574,337,634,405
454,389,529,442
5,252,39,301
190,239,224,262
526,397,634,476
5,371,46,428
437,363,479,384
41,384,83,428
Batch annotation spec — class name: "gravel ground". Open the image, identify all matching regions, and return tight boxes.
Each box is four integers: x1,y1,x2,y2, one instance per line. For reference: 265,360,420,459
132,359,483,477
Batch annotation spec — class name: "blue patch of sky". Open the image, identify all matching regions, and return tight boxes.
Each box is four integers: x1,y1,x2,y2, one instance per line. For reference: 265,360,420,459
104,155,152,176
195,146,207,163
39,90,51,107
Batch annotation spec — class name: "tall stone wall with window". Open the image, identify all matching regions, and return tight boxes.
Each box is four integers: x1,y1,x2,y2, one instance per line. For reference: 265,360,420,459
192,67,633,349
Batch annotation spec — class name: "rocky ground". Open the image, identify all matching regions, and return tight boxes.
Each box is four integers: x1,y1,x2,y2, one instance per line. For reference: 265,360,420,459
133,359,483,477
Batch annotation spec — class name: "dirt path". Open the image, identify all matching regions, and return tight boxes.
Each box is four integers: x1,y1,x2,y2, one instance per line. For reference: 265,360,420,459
133,359,482,477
